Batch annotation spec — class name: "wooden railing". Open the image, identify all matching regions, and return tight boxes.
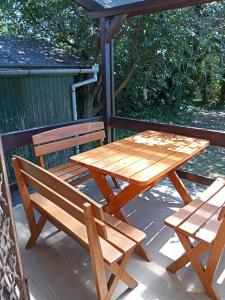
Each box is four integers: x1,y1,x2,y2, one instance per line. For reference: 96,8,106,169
110,116,225,186
2,115,224,191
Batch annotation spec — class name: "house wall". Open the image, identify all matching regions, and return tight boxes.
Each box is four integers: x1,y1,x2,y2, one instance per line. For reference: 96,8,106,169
0,74,75,183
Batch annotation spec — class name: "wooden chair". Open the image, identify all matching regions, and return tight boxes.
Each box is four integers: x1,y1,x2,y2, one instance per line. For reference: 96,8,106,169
12,155,146,300
164,177,225,300
32,121,119,188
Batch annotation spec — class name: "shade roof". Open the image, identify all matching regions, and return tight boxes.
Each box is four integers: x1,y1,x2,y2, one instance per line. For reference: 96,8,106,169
74,0,221,19
94,0,144,9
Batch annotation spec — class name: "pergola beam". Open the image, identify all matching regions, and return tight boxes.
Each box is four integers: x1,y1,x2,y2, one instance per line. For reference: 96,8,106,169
105,14,127,43
73,0,103,11
91,0,221,19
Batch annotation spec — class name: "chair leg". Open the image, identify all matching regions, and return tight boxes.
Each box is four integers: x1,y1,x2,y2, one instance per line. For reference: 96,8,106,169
26,214,47,249
167,242,208,273
177,232,220,300
205,243,225,284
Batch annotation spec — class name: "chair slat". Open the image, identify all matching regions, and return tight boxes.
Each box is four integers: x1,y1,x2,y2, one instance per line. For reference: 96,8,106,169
35,130,105,157
49,164,85,176
59,168,89,181
48,162,74,173
179,186,225,235
195,212,222,245
165,178,225,229
32,122,105,145
104,213,146,244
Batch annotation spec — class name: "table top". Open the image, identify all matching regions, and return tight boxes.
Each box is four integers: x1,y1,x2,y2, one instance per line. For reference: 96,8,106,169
70,130,209,186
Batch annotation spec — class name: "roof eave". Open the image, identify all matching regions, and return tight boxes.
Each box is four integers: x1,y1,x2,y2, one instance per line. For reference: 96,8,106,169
73,0,104,11
91,0,222,19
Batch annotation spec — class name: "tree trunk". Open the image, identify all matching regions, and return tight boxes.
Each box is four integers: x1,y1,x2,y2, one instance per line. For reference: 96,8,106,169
202,72,211,103
220,74,225,103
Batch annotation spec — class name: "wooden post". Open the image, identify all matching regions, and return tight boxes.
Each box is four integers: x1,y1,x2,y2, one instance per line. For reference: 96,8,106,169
110,39,116,142
100,17,115,144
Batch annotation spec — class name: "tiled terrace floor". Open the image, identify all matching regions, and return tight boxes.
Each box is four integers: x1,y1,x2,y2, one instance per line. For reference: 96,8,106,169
13,178,225,300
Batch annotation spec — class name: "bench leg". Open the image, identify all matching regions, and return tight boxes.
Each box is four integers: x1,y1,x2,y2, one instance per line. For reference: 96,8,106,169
176,232,220,300
115,210,151,262
26,214,47,249
105,249,136,300
106,260,138,290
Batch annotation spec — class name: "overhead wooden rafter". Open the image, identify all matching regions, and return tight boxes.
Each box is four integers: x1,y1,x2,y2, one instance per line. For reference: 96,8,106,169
74,0,222,19
105,14,127,43
73,0,103,11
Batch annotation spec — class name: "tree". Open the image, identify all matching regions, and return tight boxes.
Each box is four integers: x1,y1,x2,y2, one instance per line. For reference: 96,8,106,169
1,1,225,120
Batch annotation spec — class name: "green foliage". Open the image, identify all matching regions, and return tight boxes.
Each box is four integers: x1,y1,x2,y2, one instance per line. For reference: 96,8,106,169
1,1,225,121
115,3,225,119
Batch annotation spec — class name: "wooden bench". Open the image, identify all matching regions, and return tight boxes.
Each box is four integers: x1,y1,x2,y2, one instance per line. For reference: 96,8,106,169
32,122,119,188
13,155,146,300
165,177,225,300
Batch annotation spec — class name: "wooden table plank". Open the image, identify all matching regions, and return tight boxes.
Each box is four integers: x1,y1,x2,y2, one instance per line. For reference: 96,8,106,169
127,130,197,149
130,139,208,185
71,131,209,186
111,140,197,182
72,133,198,174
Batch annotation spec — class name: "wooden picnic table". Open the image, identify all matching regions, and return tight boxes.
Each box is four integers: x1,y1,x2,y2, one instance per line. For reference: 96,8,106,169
70,130,209,261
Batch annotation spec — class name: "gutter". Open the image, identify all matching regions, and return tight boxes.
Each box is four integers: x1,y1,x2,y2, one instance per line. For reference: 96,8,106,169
71,64,99,121
0,68,97,76
71,64,99,154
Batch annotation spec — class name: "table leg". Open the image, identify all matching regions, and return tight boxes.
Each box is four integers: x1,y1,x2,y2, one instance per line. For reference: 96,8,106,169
90,170,151,262
168,171,192,205
115,210,151,262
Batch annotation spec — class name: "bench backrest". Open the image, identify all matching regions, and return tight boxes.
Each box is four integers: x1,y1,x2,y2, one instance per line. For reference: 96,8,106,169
12,155,107,239
32,122,105,167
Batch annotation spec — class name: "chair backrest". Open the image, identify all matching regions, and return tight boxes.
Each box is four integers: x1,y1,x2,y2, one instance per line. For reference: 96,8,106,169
32,122,105,167
12,155,107,238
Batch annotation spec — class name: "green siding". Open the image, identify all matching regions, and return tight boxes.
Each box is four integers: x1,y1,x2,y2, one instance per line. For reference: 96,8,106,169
0,75,75,183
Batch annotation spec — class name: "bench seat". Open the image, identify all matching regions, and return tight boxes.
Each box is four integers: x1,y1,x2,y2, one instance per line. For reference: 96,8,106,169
48,162,91,183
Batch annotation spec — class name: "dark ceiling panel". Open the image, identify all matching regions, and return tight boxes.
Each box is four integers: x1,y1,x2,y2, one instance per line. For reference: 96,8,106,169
91,0,221,18
94,0,144,9
73,0,103,11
